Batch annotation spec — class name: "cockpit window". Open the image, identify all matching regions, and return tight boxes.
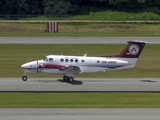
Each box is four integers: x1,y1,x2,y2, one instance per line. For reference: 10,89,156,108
49,58,53,61
43,57,48,61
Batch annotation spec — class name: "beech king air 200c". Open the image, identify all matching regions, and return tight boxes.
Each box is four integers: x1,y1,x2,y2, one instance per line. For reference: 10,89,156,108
21,41,148,82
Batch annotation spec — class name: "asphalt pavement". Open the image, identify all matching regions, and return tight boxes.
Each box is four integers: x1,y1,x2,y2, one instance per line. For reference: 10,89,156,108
0,37,159,44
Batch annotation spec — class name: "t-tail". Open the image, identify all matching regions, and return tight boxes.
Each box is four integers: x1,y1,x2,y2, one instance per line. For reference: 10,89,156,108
117,40,148,68
118,40,148,58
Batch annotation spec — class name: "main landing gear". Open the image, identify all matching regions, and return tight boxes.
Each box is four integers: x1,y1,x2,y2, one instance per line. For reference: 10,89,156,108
63,75,74,82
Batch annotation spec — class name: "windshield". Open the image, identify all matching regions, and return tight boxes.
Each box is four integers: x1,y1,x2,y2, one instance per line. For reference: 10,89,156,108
43,57,48,61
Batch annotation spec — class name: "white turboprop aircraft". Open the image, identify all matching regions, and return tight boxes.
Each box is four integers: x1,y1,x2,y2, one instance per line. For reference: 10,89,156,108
21,41,148,82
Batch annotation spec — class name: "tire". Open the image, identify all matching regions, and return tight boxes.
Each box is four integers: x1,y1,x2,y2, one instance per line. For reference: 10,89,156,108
63,76,69,81
22,76,28,81
68,77,74,82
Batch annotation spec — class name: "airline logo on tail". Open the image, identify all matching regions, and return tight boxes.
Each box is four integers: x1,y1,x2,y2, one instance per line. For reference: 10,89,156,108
129,44,139,55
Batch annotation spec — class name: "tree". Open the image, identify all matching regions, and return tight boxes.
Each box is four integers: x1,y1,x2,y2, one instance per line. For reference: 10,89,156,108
0,0,43,15
43,0,73,17
24,0,43,15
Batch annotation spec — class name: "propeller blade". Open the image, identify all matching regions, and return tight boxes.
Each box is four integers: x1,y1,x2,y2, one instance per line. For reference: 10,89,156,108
36,60,41,74
37,60,38,74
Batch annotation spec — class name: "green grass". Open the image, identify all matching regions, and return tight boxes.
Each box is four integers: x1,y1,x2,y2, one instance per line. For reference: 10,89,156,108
0,92,160,108
0,22,160,37
0,44,159,78
71,11,160,20
18,10,160,20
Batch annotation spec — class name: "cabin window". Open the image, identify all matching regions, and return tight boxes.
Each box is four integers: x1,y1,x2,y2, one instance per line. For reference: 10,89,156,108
65,59,69,62
75,59,78,63
49,58,53,61
82,60,84,62
60,58,64,62
70,59,73,62
97,60,100,63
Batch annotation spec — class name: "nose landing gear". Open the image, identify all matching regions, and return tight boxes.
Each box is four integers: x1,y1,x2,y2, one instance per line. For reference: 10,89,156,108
22,76,28,81
22,71,28,81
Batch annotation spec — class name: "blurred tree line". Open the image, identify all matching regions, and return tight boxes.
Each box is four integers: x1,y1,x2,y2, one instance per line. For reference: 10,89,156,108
0,0,160,17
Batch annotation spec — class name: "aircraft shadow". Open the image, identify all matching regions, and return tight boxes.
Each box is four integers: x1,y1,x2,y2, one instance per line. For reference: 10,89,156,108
140,80,157,83
57,79,83,85
33,79,83,85
33,80,57,83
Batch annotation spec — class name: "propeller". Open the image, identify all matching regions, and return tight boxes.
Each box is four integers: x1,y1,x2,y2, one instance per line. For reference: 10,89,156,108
36,60,41,74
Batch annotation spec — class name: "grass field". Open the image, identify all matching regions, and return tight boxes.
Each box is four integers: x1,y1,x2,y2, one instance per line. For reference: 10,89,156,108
0,22,160,37
0,92,160,108
0,44,159,78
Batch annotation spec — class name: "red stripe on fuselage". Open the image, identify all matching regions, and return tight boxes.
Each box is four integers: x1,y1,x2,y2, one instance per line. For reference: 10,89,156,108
39,64,65,69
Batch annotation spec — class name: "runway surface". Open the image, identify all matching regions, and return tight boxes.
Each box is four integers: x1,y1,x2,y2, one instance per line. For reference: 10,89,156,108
0,78,160,92
0,37,160,44
0,108,160,120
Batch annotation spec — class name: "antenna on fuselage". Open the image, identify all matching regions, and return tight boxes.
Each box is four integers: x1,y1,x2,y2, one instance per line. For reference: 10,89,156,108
83,53,87,57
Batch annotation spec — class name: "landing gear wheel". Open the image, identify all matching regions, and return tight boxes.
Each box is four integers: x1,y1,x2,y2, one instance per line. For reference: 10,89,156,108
22,76,28,81
68,77,74,82
63,76,69,81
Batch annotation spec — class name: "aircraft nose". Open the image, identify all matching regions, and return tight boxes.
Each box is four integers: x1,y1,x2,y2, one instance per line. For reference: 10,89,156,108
21,64,27,69
21,62,32,69
21,61,38,69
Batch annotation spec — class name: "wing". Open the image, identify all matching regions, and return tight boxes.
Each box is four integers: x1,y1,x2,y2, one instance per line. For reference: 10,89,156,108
59,65,81,73
39,64,81,73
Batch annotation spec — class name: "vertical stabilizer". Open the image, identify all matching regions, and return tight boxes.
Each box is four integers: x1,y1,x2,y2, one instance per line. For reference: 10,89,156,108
118,41,148,58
